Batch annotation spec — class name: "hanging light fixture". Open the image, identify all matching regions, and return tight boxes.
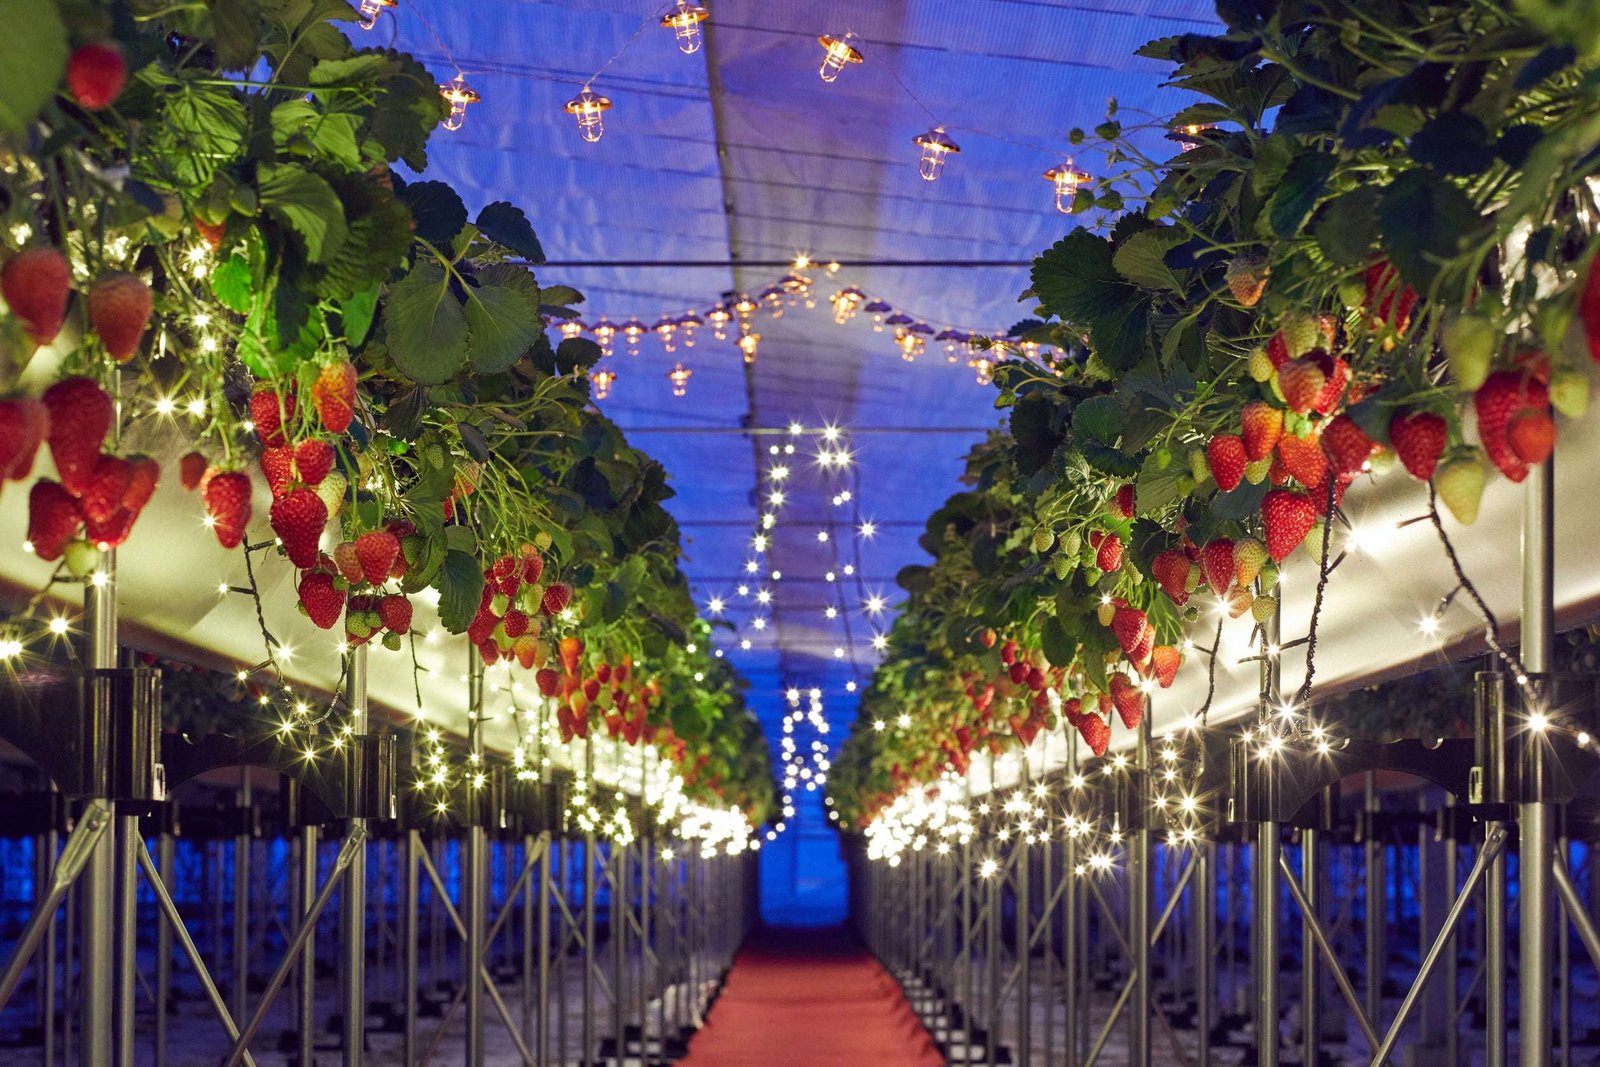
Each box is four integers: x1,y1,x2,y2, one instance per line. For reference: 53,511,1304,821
661,1,710,54
830,287,864,325
560,319,586,341
912,127,960,181
1044,160,1091,214
935,328,967,362
1171,122,1216,150
885,312,914,355
732,293,759,329
438,74,480,132
905,322,933,361
864,300,892,331
968,355,994,386
677,310,702,347
564,87,613,143
653,316,678,352
591,318,617,357
590,369,617,399
356,0,396,30
622,317,646,357
668,362,693,396
706,302,732,341
817,32,863,83
738,331,761,364
759,285,785,318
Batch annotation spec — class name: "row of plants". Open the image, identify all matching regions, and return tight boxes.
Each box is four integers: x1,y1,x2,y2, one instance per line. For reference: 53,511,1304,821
0,0,772,826
831,0,1600,828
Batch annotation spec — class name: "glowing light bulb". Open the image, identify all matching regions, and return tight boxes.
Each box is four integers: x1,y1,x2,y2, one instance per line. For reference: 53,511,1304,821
661,0,709,53
667,362,692,396
831,287,864,325
589,369,616,400
653,316,678,352
1044,161,1091,213
676,310,701,347
817,32,862,83
560,319,586,341
912,127,960,181
564,87,613,143
968,355,994,385
706,303,732,340
622,317,646,357
738,332,761,364
438,74,480,132
356,0,396,29
591,318,616,357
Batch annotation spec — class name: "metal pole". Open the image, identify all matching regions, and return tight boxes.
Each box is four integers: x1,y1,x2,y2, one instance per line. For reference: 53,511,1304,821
1196,841,1213,1067
297,823,318,1067
1519,454,1554,1066
1256,608,1281,1067
82,549,117,1067
0,802,113,1008
403,829,419,1067
1364,773,1385,1032
341,644,369,1067
465,655,487,1067
155,830,173,1067
522,833,534,1047
538,832,552,1065
584,743,597,1067
1131,715,1152,1066
1302,822,1322,1067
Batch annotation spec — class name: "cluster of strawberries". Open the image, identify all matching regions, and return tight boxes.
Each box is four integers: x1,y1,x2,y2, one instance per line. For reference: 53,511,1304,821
467,547,572,668
17,378,159,568
294,523,419,651
532,636,656,745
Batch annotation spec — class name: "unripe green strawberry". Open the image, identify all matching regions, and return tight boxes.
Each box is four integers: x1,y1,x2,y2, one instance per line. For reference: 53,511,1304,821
1303,519,1327,564
1550,367,1589,418
491,592,510,615
1184,564,1201,592
1244,458,1271,483
382,630,402,651
1188,447,1209,482
1280,309,1319,358
64,539,100,577
1051,553,1073,580
1097,601,1115,626
346,614,373,639
1248,347,1274,382
1233,537,1269,586
1251,593,1279,624
533,531,552,551
1337,278,1365,310
315,469,347,517
1443,311,1496,391
1059,530,1081,557
1434,451,1488,525
1258,562,1280,590
1032,527,1054,553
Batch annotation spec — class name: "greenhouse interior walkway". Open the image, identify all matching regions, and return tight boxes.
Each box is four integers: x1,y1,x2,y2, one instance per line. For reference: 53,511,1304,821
678,927,942,1067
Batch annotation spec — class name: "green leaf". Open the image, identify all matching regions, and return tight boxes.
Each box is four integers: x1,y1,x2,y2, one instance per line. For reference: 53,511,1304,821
538,284,584,309
1409,112,1492,176
1377,168,1489,291
1251,134,1295,197
1136,450,1187,516
1080,441,1140,478
270,99,363,169
1312,187,1382,266
476,202,545,262
1265,152,1335,238
0,0,66,137
210,0,263,71
398,180,466,247
382,260,469,384
464,284,541,374
1112,225,1187,291
1031,230,1150,370
555,337,603,373
1040,615,1076,669
210,254,252,313
436,549,485,633
1072,395,1122,444
257,164,348,263
341,284,379,345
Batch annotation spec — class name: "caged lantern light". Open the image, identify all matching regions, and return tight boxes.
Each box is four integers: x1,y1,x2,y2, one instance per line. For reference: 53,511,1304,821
564,87,613,143
817,32,863,83
590,369,617,400
622,317,647,357
677,310,702,347
738,331,761,364
661,1,710,54
591,318,617,357
912,127,960,181
864,299,892,331
830,287,865,325
1044,160,1091,213
706,302,732,341
667,362,693,396
654,316,678,352
438,74,480,131
356,0,396,30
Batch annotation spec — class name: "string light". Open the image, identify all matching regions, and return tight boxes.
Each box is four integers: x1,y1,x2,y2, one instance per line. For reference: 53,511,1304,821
667,362,693,396
817,32,863,83
660,0,709,54
1044,160,1091,213
738,332,761,363
438,74,480,132
623,317,646,357
356,0,396,30
912,127,960,181
564,87,613,143
653,316,678,352
590,369,616,400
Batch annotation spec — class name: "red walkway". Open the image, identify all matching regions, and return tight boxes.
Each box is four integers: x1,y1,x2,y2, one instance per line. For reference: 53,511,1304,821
678,926,945,1067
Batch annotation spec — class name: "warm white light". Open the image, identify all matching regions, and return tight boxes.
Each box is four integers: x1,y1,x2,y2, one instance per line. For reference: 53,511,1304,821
817,32,862,83
563,87,612,143
859,521,877,539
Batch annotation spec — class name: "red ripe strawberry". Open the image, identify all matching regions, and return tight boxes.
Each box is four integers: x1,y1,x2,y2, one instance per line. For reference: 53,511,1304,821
1130,624,1154,666
1312,356,1349,414
179,450,207,491
1277,431,1327,489
1060,697,1085,727
467,604,498,645
1112,483,1135,518
1008,660,1030,685
535,668,560,696
1000,638,1018,666
2,248,72,344
202,470,252,548
1111,605,1146,654
491,555,517,581
476,640,499,665
1109,673,1145,729
42,377,113,495
80,454,132,523
86,272,152,362
502,608,530,638
1225,254,1268,307
331,541,363,583
1091,530,1123,571
1312,472,1354,517
1364,261,1418,334
521,549,545,584
65,42,126,110
259,446,294,496
27,480,81,560
978,628,997,649
354,530,399,585
293,439,334,487
1201,538,1235,595
311,361,357,434
270,488,327,569
298,571,345,630
1266,330,1290,369
1151,645,1181,688
1389,410,1447,481
1151,549,1191,606
0,396,49,482
1240,401,1283,461
1262,489,1316,562
1322,414,1376,475
378,594,413,633
541,581,572,617
1278,357,1327,414
1474,371,1546,482
85,507,136,549
195,218,226,251
1077,711,1111,757
1207,434,1247,492
250,388,296,448
1507,409,1555,464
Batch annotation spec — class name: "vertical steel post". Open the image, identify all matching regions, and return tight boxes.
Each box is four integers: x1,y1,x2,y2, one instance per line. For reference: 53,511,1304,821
584,744,597,1066
538,833,552,1065
1131,712,1152,1066
81,548,117,1067
155,830,174,1067
1445,796,1460,1067
341,645,369,1067
521,833,534,1047
1256,607,1281,1067
1557,832,1570,1067
233,770,252,1023
298,823,318,1067
403,830,419,1067
1519,453,1554,1066
1197,840,1213,1067
465,655,487,1067
1302,822,1322,1067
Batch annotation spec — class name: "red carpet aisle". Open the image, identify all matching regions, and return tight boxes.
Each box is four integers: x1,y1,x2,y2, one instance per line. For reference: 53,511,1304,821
678,926,945,1067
